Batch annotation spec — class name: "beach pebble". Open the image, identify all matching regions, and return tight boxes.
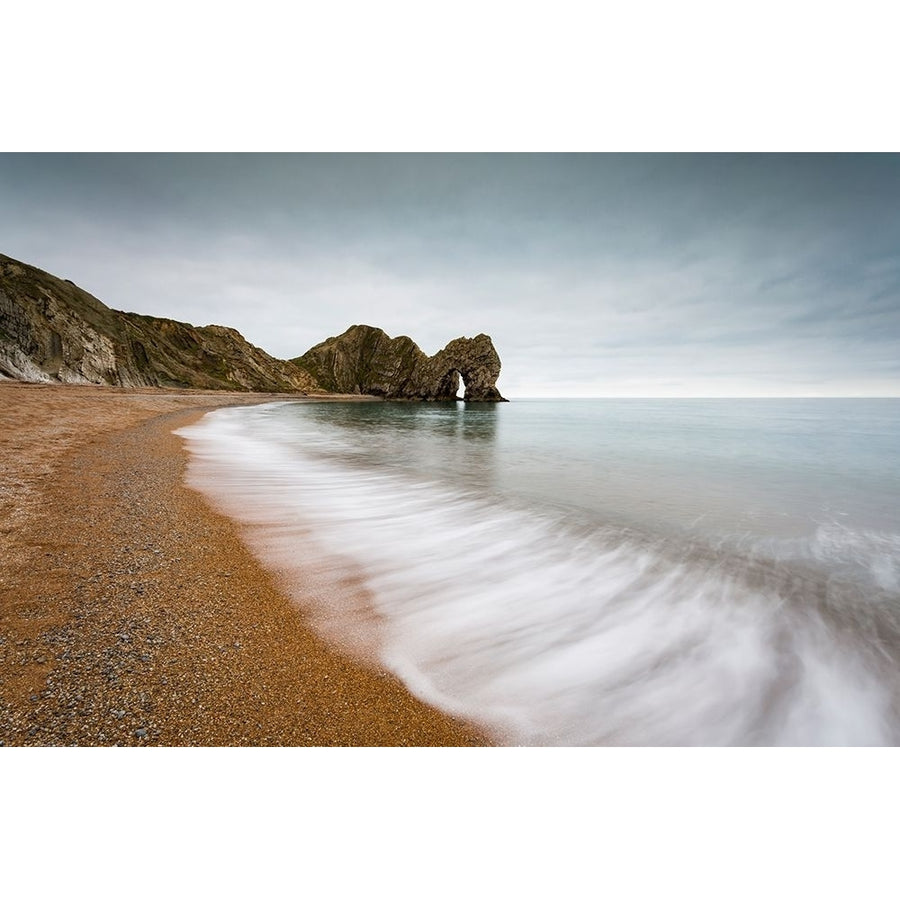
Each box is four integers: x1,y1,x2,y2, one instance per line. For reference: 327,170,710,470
134,728,147,739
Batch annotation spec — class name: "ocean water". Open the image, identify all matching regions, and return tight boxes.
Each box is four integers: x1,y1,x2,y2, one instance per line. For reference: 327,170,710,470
177,399,900,746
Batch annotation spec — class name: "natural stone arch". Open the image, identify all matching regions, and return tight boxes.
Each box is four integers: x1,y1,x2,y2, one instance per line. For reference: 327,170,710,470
294,325,507,401
431,334,506,401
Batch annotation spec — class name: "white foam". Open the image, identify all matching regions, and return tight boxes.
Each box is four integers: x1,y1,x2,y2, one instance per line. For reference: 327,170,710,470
176,404,900,746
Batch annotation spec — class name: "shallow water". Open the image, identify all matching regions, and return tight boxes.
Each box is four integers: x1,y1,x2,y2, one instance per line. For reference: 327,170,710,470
177,398,900,745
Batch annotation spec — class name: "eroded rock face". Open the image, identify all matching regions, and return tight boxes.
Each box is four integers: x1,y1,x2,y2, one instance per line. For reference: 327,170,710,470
294,325,507,401
1,252,508,401
430,334,506,402
293,324,428,397
0,254,319,392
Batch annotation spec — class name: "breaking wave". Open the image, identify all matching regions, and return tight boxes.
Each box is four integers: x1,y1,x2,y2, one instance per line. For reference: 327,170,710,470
177,403,900,746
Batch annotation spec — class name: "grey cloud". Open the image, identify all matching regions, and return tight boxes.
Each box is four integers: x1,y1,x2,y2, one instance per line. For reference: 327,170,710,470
1,153,899,396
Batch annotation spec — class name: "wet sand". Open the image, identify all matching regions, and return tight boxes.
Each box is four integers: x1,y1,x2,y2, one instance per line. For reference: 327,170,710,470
0,382,488,746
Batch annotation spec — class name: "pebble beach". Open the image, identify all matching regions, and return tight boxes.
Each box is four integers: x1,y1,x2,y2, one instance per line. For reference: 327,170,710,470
0,382,488,746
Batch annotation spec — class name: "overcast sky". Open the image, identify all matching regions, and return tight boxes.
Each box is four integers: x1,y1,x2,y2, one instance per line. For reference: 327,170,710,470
1,153,898,397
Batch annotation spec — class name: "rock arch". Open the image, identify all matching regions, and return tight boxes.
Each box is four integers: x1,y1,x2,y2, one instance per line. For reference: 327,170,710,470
430,334,506,401
295,326,508,401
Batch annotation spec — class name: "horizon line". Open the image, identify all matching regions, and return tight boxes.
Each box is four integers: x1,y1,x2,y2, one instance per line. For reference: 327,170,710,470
501,395,900,400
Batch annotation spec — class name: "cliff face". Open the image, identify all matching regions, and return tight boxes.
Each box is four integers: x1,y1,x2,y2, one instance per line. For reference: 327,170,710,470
1,253,507,400
294,324,507,401
0,254,319,392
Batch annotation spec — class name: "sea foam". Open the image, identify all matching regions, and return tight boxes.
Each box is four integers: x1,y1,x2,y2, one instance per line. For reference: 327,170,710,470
177,402,900,746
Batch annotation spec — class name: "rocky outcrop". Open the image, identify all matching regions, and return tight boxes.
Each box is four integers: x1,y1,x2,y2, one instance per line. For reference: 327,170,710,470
0,253,319,392
294,325,507,401
428,334,506,402
1,252,508,400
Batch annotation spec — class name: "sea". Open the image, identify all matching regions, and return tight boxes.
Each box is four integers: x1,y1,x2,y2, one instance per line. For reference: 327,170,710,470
176,398,900,746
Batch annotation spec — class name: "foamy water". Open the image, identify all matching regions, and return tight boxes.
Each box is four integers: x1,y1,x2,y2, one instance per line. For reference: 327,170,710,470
176,399,900,745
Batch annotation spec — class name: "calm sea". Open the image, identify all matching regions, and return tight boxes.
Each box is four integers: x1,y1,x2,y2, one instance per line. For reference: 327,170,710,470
177,398,900,745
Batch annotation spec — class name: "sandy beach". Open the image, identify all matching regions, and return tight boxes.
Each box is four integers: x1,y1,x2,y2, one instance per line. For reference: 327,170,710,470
0,382,488,746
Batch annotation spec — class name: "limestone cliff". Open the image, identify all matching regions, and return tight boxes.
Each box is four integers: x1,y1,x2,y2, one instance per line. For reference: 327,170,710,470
294,325,507,401
1,252,508,400
0,254,319,392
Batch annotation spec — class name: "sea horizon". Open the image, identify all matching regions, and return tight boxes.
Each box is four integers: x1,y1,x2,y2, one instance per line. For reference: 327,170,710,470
502,394,900,399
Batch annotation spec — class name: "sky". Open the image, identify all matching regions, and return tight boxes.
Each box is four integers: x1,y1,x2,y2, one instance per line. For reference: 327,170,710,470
1,152,899,397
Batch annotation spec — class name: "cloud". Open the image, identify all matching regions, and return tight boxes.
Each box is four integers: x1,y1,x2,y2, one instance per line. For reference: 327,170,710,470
1,153,899,396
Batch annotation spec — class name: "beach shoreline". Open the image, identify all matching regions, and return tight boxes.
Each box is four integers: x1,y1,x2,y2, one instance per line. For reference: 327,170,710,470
0,382,488,746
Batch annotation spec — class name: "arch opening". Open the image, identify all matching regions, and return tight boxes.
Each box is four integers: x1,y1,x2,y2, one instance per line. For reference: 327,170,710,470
454,369,465,400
